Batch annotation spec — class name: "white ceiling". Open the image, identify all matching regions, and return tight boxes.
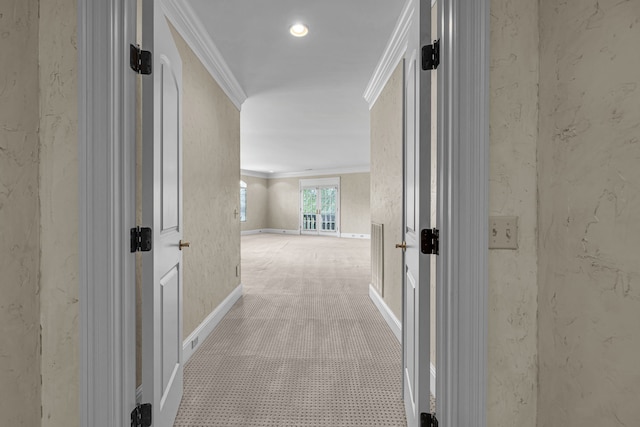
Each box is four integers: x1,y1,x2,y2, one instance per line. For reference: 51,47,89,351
186,0,406,175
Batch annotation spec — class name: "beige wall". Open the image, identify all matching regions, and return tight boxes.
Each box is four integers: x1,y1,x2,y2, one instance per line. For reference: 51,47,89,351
170,26,242,339
266,177,300,231
241,175,268,231
370,63,404,320
340,173,371,235
266,173,370,234
537,0,640,425
39,0,80,425
0,1,42,425
488,0,540,425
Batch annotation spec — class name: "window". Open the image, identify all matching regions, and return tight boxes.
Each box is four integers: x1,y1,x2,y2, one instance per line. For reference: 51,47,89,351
240,180,247,222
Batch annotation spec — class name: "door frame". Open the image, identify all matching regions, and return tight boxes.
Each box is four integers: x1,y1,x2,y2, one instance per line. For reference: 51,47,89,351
78,0,489,425
436,0,489,425
299,177,341,236
78,0,137,426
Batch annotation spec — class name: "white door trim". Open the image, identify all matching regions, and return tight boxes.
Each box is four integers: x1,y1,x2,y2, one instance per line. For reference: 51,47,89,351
78,0,489,424
436,0,489,425
78,1,137,426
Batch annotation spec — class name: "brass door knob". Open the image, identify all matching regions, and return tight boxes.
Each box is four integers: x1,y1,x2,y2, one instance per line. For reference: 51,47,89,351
179,240,191,250
395,241,407,250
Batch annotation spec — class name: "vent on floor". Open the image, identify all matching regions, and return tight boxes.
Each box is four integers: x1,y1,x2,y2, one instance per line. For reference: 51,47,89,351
371,222,384,296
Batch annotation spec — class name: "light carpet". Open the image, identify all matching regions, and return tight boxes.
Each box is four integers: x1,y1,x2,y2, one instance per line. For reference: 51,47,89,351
174,234,407,426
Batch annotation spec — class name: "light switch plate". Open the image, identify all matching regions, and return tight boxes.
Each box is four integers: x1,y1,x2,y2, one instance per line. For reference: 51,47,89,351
489,216,518,249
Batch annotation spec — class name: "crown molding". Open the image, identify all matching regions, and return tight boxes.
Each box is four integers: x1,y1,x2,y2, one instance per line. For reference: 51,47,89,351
242,165,370,179
363,0,414,109
240,169,270,179
162,0,247,110
269,165,370,179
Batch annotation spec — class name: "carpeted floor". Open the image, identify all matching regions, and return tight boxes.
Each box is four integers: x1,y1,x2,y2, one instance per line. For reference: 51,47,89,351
174,234,407,426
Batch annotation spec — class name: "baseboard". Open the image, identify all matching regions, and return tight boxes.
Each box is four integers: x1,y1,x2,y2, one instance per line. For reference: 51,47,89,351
263,228,300,235
243,229,360,237
341,233,371,239
183,283,243,363
241,229,265,236
368,284,437,397
369,284,402,342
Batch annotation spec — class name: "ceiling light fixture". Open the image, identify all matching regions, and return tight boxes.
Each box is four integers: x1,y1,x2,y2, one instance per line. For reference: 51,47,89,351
289,23,309,38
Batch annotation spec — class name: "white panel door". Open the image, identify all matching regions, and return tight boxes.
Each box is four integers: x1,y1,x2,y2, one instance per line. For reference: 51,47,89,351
402,0,435,425
141,1,184,426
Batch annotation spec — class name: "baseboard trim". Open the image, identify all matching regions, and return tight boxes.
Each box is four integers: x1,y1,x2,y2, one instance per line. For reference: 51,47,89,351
369,284,402,342
341,233,371,239
263,228,300,235
241,229,266,236
183,283,243,363
368,284,436,397
242,229,371,238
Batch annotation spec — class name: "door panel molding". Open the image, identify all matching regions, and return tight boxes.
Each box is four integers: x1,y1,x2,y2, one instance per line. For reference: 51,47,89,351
141,1,185,424
402,1,432,422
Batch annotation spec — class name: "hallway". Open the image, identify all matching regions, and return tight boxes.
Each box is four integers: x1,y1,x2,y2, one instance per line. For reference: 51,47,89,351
174,234,406,426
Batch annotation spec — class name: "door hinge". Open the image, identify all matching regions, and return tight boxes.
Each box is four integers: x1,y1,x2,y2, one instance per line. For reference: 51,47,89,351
130,44,152,75
130,403,152,427
421,412,439,427
421,228,439,255
130,227,153,253
422,39,440,70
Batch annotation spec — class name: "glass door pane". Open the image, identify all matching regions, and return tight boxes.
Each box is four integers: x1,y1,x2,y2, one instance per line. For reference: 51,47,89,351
301,188,318,232
319,186,337,232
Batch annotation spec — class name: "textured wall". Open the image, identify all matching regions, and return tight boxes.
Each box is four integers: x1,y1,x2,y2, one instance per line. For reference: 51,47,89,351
338,173,370,235
267,173,371,235
488,0,539,425
537,0,640,425
240,175,268,231
170,26,242,338
266,178,300,231
370,62,404,320
39,0,80,425
0,1,41,425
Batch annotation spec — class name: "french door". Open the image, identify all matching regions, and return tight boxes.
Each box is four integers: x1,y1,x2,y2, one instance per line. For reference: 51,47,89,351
300,178,340,237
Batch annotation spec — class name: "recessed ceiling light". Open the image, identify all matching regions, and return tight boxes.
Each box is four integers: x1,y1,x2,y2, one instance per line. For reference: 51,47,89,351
269,170,274,173
289,23,309,38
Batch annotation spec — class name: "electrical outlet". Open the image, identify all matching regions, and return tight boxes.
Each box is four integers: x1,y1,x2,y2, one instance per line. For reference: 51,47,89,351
489,216,518,249
191,336,199,349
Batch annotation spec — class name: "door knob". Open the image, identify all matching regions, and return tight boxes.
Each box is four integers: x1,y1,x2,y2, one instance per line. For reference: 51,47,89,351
179,240,191,250
395,241,407,250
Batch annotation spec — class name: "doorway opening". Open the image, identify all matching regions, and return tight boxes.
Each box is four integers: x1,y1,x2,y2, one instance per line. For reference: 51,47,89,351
79,0,490,424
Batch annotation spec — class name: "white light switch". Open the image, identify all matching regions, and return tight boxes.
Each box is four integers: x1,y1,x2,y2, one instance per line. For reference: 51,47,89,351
489,216,518,249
